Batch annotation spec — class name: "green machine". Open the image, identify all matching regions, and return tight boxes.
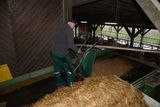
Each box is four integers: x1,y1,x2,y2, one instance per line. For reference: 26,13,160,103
81,49,97,77
68,45,97,82
59,44,115,87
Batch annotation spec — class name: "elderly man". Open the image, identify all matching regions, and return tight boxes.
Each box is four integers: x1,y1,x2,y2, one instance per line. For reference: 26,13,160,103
51,18,79,87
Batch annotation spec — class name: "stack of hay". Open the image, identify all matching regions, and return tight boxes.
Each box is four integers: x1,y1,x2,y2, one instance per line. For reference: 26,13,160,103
32,76,148,107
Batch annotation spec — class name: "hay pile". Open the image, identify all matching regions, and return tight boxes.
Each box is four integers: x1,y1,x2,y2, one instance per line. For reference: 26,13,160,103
93,57,133,76
32,76,148,107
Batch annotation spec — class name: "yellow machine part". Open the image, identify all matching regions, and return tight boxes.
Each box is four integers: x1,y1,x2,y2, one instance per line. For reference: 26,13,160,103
0,64,13,82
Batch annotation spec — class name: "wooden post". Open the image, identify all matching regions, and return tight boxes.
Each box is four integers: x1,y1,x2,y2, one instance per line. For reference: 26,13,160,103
92,24,99,41
114,26,123,39
75,26,78,37
140,34,144,48
157,46,158,50
99,25,105,38
124,26,144,47
140,29,150,48
79,23,92,37
62,0,72,23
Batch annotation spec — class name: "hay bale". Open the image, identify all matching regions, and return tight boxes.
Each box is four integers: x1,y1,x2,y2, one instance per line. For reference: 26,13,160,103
32,76,148,107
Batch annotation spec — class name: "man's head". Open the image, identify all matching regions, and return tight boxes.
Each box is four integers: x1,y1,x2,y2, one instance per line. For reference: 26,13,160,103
67,18,76,29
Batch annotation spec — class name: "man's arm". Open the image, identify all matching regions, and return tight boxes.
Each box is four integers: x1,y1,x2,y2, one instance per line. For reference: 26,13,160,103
67,30,78,52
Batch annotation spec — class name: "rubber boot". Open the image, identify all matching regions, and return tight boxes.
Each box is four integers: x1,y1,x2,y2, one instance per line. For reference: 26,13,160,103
66,71,73,87
54,72,64,87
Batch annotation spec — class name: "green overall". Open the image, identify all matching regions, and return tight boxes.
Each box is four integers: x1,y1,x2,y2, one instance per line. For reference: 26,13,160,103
51,51,73,87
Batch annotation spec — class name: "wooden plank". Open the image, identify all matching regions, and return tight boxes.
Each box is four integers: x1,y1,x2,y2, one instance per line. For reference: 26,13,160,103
76,44,160,54
0,0,64,76
73,0,99,7
0,0,17,74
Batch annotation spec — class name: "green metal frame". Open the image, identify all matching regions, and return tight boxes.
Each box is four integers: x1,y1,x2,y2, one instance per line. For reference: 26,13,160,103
0,66,54,95
0,49,112,95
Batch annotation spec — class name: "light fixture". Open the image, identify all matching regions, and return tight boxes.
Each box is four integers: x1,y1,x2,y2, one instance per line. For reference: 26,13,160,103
105,22,117,25
81,21,87,23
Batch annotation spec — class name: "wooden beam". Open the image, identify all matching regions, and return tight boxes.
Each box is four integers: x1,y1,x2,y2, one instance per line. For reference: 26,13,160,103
124,26,132,37
76,44,160,54
139,29,150,48
114,26,123,39
114,26,123,32
136,0,160,32
124,27,145,47
134,28,144,37
141,29,151,35
99,25,105,36
63,0,72,23
132,27,136,35
92,24,99,39
100,25,105,29
73,0,100,7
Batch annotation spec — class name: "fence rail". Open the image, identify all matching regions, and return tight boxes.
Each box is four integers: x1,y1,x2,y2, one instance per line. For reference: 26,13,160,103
98,34,160,51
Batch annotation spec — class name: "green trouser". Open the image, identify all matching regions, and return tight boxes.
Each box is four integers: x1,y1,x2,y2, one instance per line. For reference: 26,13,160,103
50,51,73,87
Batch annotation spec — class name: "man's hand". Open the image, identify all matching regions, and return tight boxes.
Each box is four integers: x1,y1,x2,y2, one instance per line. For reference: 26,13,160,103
78,48,82,54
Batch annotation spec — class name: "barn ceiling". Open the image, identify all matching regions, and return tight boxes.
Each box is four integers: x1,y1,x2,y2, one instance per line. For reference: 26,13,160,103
72,0,155,29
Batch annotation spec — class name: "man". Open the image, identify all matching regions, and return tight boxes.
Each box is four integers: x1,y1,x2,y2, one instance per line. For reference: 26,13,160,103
51,18,78,87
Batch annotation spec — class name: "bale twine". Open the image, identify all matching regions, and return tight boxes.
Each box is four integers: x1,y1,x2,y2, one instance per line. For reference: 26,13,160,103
32,76,148,107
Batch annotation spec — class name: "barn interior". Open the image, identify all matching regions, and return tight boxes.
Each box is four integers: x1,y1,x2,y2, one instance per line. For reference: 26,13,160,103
0,0,160,107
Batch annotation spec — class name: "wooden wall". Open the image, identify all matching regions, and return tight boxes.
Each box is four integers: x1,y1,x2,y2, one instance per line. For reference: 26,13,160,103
79,23,92,35
0,0,71,76
0,0,17,74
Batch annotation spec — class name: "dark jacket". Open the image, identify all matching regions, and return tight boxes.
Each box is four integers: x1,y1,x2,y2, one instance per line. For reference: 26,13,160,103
51,24,77,53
